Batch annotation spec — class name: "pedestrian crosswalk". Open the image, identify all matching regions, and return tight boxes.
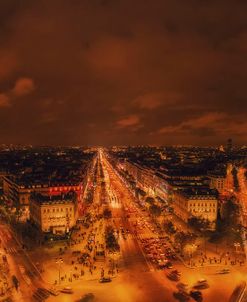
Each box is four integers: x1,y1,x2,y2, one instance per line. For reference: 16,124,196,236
4,246,20,254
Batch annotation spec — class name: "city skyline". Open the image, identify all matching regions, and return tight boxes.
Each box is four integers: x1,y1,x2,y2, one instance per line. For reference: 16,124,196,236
0,0,247,146
0,146,246,301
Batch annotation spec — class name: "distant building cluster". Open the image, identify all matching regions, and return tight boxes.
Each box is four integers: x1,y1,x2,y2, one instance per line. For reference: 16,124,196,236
0,143,246,235
109,144,247,229
0,146,95,233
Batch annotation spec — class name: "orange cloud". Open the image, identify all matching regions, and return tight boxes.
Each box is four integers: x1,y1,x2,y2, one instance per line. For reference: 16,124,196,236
116,114,140,128
133,92,181,110
158,112,227,134
158,112,247,139
0,94,10,107
12,77,35,97
0,77,35,108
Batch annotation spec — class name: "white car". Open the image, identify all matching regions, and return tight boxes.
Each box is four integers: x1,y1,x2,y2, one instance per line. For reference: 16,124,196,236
218,268,230,274
61,287,73,294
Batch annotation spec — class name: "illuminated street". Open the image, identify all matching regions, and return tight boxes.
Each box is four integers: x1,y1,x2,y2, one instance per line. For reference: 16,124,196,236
0,148,246,302
1,1,247,301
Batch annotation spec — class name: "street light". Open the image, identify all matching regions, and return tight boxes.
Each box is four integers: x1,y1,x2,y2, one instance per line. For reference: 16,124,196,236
184,243,197,267
55,258,63,284
234,242,240,253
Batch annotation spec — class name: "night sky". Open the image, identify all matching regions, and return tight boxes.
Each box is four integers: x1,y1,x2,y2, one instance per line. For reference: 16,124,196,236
0,0,246,146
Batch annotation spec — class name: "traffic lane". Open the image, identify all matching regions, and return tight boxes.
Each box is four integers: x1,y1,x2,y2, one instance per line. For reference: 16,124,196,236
112,196,158,240
46,275,174,302
119,269,175,302
102,155,247,301
104,166,157,245
103,166,148,255
109,184,176,252
0,224,40,300
101,160,177,300
115,218,176,301
104,164,174,273
0,224,53,283
170,262,247,302
107,224,176,302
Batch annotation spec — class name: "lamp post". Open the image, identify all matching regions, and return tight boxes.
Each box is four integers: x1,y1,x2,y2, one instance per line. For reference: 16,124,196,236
56,258,63,284
185,243,197,267
234,242,241,263
234,242,240,253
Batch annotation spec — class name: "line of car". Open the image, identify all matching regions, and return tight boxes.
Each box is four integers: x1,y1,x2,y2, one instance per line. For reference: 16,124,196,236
140,237,177,269
171,279,209,302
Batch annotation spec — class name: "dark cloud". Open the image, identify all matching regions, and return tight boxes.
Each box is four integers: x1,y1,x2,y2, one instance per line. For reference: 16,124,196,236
0,0,246,145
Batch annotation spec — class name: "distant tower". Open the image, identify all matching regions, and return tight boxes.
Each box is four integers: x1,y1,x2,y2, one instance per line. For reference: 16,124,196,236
226,138,233,153
219,145,224,152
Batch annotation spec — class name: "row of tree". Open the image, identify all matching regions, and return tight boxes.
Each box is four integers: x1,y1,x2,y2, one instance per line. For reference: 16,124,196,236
105,226,120,252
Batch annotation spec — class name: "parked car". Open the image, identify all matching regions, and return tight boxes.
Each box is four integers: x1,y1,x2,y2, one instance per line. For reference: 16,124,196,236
78,293,95,302
176,282,189,292
165,261,173,269
167,272,180,282
217,268,230,274
173,290,190,301
190,290,202,301
99,277,112,283
193,279,209,290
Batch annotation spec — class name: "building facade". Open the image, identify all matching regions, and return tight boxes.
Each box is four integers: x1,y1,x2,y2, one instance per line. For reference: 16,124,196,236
30,192,78,234
209,174,226,194
173,189,218,229
3,175,82,207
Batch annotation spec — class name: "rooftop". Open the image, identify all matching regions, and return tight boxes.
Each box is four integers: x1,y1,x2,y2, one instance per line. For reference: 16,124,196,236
30,191,77,205
176,188,218,199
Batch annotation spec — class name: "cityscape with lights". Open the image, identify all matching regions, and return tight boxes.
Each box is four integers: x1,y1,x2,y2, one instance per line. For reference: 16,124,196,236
1,1,247,301
0,144,246,302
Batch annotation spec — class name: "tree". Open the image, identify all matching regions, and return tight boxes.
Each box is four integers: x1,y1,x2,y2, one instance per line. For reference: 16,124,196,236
221,196,239,228
188,217,211,231
103,208,112,219
232,167,239,191
174,231,197,252
164,221,176,234
12,275,19,290
85,191,93,204
210,197,242,246
136,188,146,197
105,226,119,252
145,196,155,204
149,204,161,217
209,231,224,245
